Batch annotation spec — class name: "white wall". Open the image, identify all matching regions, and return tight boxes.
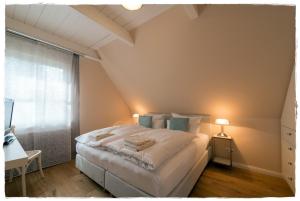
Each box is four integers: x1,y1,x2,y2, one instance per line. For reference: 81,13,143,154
79,56,131,134
99,5,295,173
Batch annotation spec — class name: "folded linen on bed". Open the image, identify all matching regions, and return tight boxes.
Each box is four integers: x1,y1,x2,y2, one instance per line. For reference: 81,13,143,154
124,135,152,146
75,125,149,147
103,128,196,170
124,140,155,152
92,133,114,141
88,126,120,141
75,125,120,144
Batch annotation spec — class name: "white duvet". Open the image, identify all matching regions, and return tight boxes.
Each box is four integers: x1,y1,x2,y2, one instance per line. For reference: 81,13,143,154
105,128,195,170
76,125,196,171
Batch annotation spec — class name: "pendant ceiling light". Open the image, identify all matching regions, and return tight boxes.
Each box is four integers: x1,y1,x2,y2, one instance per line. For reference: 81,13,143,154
122,4,142,11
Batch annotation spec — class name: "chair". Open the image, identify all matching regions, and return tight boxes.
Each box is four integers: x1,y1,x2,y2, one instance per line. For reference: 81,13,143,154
9,150,44,182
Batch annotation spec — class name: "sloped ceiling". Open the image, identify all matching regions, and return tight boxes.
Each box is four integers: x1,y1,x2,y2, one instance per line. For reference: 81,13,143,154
99,5,295,118
6,4,172,50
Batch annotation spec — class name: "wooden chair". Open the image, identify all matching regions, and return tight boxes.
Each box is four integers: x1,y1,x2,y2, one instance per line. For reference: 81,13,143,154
9,150,44,182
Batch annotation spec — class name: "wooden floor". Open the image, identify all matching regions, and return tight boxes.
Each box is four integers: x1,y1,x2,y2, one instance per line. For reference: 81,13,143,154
5,160,294,197
189,163,294,197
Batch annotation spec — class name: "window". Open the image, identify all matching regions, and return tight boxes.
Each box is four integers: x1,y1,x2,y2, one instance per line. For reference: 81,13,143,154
4,32,79,167
5,33,73,132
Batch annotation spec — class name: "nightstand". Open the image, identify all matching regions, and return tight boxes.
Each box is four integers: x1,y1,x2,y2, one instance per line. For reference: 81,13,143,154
212,135,233,167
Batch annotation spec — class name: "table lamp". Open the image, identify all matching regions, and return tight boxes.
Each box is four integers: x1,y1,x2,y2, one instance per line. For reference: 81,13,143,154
215,118,229,137
132,113,139,124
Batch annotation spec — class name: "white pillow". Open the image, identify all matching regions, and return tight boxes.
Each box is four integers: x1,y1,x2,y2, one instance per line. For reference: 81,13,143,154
153,119,165,129
171,113,202,133
145,114,167,129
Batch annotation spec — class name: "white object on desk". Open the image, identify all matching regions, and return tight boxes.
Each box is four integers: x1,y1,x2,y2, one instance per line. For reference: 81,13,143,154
4,133,28,196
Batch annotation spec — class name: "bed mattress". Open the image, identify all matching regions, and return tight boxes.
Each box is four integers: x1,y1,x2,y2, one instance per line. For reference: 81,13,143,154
76,133,209,197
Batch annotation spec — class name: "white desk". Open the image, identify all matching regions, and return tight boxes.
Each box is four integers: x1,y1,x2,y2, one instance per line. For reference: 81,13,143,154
4,133,28,196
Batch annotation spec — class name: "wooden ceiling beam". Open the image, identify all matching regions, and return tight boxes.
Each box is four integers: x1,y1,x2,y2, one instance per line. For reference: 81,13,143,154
183,5,199,20
71,5,134,47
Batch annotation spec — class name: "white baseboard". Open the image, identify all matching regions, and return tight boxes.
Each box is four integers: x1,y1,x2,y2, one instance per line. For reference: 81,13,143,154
232,162,282,178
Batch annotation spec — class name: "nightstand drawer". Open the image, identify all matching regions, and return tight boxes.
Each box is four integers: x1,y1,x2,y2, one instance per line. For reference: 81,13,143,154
281,126,295,148
281,139,295,193
282,140,295,163
283,174,295,193
282,154,295,178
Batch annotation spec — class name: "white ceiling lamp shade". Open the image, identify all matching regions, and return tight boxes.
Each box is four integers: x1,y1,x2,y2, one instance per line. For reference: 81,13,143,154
122,3,143,11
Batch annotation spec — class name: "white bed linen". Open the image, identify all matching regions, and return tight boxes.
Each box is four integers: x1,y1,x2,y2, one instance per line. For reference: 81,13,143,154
75,125,148,147
104,128,196,170
76,133,209,197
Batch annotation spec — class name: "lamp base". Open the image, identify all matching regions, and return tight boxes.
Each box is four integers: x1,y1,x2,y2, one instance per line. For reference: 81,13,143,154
217,132,228,137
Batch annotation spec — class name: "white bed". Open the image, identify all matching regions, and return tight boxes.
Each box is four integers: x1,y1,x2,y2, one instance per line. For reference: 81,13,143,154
76,133,209,197
75,114,212,197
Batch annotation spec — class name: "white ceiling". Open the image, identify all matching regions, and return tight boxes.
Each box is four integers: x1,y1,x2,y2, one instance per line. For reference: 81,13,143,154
5,5,172,50
94,5,172,31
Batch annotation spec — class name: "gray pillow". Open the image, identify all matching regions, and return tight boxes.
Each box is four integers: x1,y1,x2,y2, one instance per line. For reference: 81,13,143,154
169,117,189,131
138,115,152,128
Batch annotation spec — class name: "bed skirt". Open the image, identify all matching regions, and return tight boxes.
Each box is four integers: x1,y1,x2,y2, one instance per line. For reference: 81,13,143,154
75,154,105,188
75,146,211,197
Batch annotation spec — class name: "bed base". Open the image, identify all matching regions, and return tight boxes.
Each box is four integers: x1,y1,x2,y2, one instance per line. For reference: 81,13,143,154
169,149,209,197
75,154,105,188
75,146,211,197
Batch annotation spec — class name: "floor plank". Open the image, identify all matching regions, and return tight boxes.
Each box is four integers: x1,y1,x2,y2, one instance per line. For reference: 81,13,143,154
5,160,294,197
5,160,110,197
189,163,294,197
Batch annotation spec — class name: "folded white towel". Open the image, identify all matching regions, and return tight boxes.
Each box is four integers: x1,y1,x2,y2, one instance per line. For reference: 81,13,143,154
124,140,155,152
94,133,114,141
124,135,151,146
88,126,119,141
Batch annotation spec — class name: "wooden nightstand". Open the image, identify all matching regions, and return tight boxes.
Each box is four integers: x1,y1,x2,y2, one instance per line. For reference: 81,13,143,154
212,135,233,167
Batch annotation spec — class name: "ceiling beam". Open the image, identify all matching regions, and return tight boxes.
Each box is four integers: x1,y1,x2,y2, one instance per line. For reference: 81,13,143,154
96,49,102,60
71,5,134,47
6,17,101,62
183,5,199,20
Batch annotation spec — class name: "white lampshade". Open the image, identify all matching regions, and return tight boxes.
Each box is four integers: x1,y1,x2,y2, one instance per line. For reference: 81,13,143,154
122,4,142,11
132,113,139,118
215,118,229,125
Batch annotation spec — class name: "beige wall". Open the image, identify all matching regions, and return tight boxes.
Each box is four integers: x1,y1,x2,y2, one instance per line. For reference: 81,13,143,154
79,56,131,134
212,117,281,172
98,5,295,173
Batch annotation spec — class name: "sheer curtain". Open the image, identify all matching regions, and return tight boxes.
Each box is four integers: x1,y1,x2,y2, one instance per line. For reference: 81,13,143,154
5,32,79,168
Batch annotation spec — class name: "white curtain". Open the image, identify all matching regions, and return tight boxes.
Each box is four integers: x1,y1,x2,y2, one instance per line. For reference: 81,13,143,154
5,32,75,168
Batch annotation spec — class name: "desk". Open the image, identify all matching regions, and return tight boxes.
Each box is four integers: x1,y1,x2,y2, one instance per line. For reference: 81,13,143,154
4,133,28,196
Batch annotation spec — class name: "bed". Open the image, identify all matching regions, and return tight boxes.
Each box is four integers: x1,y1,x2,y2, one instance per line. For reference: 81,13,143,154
75,115,212,197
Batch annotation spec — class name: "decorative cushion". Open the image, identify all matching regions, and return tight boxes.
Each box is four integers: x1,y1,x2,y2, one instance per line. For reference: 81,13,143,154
138,116,153,128
152,119,165,129
172,113,202,133
169,117,189,131
145,113,169,129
